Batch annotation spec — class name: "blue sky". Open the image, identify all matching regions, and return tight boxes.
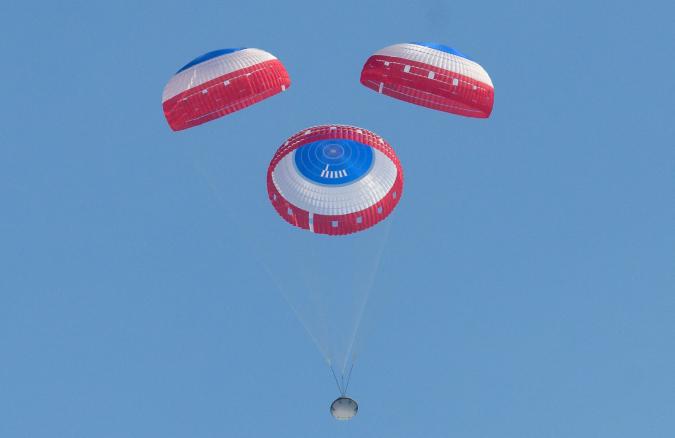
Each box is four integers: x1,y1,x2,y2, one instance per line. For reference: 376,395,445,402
1,1,674,437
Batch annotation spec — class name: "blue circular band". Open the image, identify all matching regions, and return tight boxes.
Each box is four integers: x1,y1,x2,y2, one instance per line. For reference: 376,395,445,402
294,139,374,185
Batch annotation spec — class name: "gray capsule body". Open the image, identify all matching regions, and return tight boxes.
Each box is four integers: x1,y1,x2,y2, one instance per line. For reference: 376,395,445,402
330,397,358,420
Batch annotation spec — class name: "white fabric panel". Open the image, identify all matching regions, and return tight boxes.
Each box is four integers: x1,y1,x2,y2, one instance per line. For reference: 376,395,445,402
272,148,397,216
162,48,277,102
374,43,493,87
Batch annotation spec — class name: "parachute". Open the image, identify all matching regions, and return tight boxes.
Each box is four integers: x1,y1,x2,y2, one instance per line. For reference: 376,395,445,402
264,125,403,403
267,125,403,235
162,48,291,131
360,42,494,118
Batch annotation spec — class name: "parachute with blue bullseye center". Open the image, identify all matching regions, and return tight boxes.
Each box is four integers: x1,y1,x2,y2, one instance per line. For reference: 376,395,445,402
267,125,403,235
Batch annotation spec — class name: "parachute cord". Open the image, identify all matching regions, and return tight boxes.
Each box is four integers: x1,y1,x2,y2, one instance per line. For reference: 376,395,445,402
341,218,393,375
259,262,333,364
189,153,335,365
343,363,354,396
296,236,331,367
330,365,345,395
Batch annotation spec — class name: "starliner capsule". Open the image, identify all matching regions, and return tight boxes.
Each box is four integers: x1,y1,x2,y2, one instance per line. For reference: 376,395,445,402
330,397,358,420
162,48,291,131
360,42,494,118
267,125,403,236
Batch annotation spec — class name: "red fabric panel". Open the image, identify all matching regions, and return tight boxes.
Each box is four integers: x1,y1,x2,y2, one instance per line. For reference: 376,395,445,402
360,55,493,118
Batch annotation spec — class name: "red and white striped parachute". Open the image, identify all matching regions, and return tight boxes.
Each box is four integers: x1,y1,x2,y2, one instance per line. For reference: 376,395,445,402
162,48,290,131
360,42,494,118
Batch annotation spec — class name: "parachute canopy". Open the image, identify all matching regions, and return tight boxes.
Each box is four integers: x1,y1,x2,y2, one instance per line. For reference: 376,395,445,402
162,48,290,131
360,42,494,118
267,125,403,235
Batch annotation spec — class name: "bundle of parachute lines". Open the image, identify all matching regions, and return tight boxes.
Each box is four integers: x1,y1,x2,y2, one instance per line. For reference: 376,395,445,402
162,42,493,419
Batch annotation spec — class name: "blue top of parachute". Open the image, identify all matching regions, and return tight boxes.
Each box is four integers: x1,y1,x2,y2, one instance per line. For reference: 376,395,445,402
411,42,471,60
294,139,374,185
176,48,245,73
